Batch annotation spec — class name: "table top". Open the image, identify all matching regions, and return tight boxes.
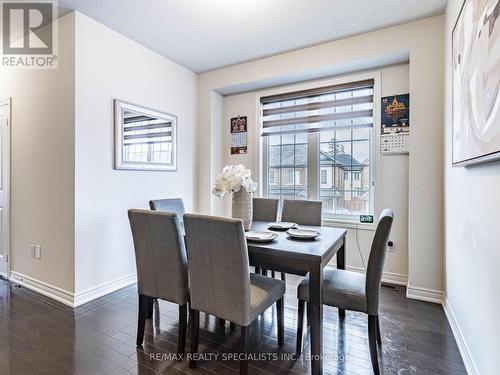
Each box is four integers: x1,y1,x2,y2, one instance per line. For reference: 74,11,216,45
247,221,346,264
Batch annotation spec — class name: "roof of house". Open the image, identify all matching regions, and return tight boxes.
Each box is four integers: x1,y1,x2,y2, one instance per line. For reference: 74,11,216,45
269,144,364,171
320,151,364,171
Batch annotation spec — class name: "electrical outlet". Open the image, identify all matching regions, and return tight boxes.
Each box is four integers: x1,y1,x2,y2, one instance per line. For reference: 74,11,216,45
387,240,395,253
30,245,41,259
35,245,41,259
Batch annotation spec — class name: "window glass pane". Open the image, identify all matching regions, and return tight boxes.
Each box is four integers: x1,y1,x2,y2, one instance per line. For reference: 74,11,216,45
264,133,308,207
319,127,372,219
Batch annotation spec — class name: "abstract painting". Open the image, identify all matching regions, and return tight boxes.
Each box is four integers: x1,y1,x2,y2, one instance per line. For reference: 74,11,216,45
452,0,500,166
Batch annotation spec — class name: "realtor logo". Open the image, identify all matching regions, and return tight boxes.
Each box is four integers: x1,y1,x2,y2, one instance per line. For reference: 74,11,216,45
1,0,58,68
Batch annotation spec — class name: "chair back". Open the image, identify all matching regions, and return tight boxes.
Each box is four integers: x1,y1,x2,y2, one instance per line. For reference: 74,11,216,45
253,198,279,222
149,198,185,223
128,209,189,305
281,199,322,226
365,209,394,315
183,214,251,325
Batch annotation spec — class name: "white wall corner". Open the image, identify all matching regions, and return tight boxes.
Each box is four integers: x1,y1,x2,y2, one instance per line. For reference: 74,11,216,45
443,295,480,375
406,284,443,304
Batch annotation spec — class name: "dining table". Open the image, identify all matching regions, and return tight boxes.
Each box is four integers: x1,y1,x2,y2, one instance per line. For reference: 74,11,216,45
247,221,347,375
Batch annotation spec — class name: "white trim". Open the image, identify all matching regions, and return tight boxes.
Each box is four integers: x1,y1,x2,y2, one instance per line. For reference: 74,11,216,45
9,271,137,307
74,273,137,307
325,264,408,286
406,284,443,304
10,271,74,307
322,218,376,231
442,295,480,375
0,98,11,279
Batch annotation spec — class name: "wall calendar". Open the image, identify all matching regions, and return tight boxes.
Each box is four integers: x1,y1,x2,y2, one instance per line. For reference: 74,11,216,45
230,116,248,154
381,94,410,154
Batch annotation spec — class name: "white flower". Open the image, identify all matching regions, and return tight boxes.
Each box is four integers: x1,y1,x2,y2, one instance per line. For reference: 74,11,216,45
212,164,258,197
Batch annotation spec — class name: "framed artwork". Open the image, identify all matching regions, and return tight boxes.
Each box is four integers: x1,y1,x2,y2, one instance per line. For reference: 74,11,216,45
114,99,177,171
452,0,500,166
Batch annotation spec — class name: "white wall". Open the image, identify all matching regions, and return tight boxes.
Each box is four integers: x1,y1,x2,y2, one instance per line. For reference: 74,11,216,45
0,13,76,292
221,64,409,282
73,12,198,295
443,1,500,374
199,16,444,296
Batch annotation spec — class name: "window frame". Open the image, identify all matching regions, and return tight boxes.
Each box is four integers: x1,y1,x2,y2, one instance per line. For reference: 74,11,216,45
258,72,381,225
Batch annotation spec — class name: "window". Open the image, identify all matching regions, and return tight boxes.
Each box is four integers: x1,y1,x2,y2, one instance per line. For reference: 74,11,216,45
114,100,177,171
269,170,276,185
261,78,374,221
320,170,327,184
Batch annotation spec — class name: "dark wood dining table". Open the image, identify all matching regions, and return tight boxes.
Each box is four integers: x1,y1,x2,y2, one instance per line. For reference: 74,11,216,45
247,221,347,375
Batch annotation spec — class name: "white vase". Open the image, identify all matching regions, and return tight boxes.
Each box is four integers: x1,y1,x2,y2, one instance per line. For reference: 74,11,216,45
232,189,253,231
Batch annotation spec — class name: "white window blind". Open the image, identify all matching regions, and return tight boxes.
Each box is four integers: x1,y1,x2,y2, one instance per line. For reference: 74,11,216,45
260,79,374,137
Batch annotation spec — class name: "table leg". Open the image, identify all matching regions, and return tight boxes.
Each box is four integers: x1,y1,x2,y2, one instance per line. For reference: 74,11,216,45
309,264,323,375
337,238,346,318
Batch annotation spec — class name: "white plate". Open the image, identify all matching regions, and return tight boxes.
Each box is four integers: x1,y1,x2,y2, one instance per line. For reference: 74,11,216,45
286,228,320,240
267,222,297,230
245,231,278,243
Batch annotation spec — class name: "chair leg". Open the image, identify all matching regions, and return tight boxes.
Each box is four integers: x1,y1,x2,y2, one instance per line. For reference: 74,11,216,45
338,308,346,319
240,325,249,375
147,298,154,319
262,269,268,276
296,299,305,355
189,309,200,369
281,273,286,282
255,266,261,274
271,270,276,278
277,297,284,347
177,304,188,356
376,316,382,345
368,314,380,375
306,302,310,327
137,294,150,346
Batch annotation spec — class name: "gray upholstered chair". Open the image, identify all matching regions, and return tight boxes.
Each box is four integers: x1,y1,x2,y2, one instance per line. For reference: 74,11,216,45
149,198,185,225
252,198,279,276
295,209,394,375
128,209,189,355
281,199,323,226
183,214,286,374
252,197,279,222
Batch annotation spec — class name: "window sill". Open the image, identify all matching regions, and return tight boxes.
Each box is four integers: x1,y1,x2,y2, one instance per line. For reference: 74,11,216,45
322,218,376,231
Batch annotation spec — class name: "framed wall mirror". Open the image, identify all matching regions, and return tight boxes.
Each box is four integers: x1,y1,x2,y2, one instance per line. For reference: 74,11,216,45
114,99,177,171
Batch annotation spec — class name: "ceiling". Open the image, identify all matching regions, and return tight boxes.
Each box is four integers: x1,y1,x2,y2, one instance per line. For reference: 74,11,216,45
58,0,447,73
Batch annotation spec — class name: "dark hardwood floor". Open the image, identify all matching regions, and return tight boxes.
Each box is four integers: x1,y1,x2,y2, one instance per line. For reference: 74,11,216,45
0,275,465,375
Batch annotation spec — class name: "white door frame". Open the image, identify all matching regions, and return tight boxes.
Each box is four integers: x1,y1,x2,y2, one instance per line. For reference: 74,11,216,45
0,98,11,278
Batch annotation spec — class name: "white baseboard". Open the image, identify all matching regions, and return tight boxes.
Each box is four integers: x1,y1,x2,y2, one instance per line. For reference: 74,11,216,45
443,295,479,375
326,264,408,286
10,271,136,308
10,271,75,307
74,273,136,307
406,284,443,304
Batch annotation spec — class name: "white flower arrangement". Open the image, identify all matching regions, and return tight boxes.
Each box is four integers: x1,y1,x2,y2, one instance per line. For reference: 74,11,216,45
212,164,258,198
